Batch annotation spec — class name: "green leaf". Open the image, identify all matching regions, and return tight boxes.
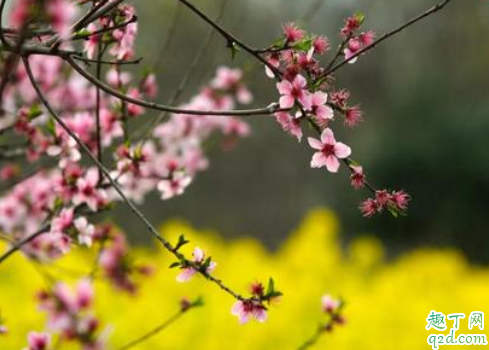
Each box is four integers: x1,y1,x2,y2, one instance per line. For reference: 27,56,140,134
133,145,143,160
46,117,56,136
73,29,90,40
169,261,181,269
268,291,283,298
354,12,365,25
28,104,43,120
192,296,205,307
53,197,64,212
266,277,275,296
175,234,189,251
202,256,212,271
270,37,286,49
292,38,313,52
227,41,240,60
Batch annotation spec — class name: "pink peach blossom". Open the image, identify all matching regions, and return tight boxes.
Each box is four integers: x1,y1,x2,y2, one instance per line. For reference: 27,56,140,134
276,75,311,109
308,128,351,172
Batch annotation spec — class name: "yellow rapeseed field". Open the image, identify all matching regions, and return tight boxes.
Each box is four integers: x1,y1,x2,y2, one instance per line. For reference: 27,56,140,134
1,209,488,349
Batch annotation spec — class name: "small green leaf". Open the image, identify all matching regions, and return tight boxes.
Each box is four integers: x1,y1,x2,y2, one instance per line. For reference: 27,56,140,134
266,277,275,296
28,104,43,120
354,12,365,25
169,261,181,269
227,41,240,60
202,256,212,271
46,117,56,136
292,38,313,52
270,37,286,49
175,234,189,251
268,291,283,298
192,296,205,307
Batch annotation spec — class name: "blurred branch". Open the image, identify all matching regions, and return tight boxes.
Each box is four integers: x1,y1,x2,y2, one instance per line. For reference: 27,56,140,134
72,55,143,66
135,0,230,143
302,0,327,22
0,226,48,265
153,1,183,72
115,299,203,350
297,303,345,350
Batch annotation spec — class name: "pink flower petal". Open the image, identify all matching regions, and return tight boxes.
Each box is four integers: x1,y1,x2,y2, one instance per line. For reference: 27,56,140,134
276,80,292,95
316,105,334,120
334,142,352,158
279,96,295,109
310,152,328,168
192,247,204,262
253,308,268,323
176,268,196,283
307,137,323,150
325,155,340,173
293,74,307,89
312,91,328,106
320,128,336,145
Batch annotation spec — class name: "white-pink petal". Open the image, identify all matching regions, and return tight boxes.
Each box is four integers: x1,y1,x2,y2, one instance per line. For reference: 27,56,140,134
320,128,336,145
307,137,323,150
312,91,328,106
292,74,307,89
310,152,328,168
325,155,340,173
279,96,295,109
192,247,204,262
334,142,352,159
276,80,292,95
176,268,196,283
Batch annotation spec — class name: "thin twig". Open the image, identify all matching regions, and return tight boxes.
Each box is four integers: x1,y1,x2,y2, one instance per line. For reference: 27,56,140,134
72,55,142,66
302,0,327,23
297,304,345,350
115,302,202,350
153,1,183,72
95,44,106,183
0,226,48,265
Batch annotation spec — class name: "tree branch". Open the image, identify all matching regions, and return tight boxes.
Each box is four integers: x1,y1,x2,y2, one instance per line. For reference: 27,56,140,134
65,55,283,117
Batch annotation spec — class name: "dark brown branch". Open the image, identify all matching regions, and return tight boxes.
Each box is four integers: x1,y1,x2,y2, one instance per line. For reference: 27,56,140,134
71,15,137,41
72,55,142,66
0,226,48,265
302,0,327,22
66,55,283,117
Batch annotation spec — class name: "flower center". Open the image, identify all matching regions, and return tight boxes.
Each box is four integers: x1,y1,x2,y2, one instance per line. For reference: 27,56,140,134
291,87,302,99
321,144,335,156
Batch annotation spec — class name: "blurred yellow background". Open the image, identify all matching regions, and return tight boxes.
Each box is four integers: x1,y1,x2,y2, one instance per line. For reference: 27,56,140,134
1,209,488,349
